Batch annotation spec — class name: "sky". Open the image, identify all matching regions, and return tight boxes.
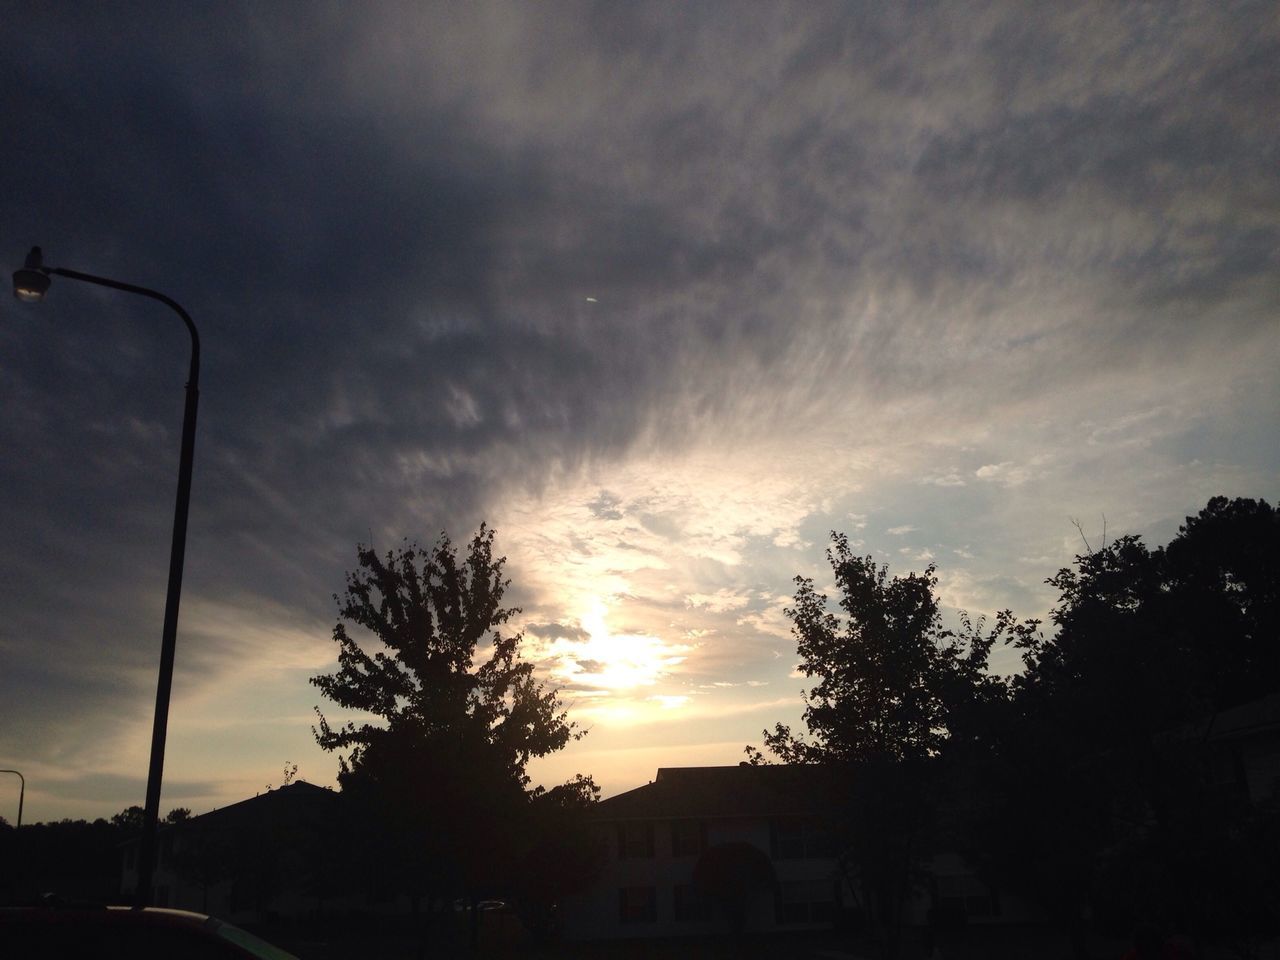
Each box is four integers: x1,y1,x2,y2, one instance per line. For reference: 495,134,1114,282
1,1,1277,824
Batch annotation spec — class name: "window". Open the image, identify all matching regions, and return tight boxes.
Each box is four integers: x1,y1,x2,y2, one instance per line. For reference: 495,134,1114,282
776,879,838,925
619,886,657,923
936,874,1000,921
673,883,712,922
1205,748,1250,805
769,818,833,859
617,821,655,859
670,819,707,858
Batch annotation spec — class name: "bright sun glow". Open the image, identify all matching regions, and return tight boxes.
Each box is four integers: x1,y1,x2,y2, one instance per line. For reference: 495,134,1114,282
546,598,689,696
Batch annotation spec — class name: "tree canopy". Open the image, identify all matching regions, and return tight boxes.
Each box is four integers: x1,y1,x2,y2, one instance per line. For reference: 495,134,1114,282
311,525,592,908
312,525,578,782
750,497,1279,957
988,496,1280,949
753,531,1013,766
748,533,1019,959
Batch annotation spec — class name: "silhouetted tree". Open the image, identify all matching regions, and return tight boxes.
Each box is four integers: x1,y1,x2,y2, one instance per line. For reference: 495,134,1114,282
311,526,587,929
750,533,1016,959
979,496,1280,956
0,813,130,904
111,805,146,834
512,773,603,941
753,533,1011,765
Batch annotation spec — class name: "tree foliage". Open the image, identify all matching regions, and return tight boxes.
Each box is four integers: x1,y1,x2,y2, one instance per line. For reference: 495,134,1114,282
750,500,1279,956
984,496,1280,951
749,533,1020,959
312,525,577,783
513,774,604,940
0,807,159,904
311,525,592,909
754,532,1014,766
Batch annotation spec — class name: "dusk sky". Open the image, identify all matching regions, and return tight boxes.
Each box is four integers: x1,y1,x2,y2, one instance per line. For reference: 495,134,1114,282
2,2,1277,824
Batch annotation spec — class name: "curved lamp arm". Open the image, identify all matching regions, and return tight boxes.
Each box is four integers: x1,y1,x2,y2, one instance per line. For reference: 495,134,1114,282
12,247,199,908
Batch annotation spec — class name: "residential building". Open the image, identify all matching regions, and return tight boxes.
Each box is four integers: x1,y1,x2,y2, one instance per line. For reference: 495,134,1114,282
561,764,841,939
559,763,1040,940
120,781,339,923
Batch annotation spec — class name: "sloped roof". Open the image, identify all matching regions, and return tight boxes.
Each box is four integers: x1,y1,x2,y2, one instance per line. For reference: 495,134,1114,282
175,781,336,831
1198,691,1280,741
593,764,835,821
1162,691,1280,745
120,781,337,849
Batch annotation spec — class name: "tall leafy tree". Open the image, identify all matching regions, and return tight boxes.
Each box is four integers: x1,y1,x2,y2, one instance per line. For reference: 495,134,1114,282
986,497,1280,953
750,533,1014,959
311,526,584,908
755,532,1011,765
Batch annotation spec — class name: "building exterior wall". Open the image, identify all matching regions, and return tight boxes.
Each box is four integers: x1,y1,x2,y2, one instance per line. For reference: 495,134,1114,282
561,815,845,940
915,852,1047,927
1240,728,1280,803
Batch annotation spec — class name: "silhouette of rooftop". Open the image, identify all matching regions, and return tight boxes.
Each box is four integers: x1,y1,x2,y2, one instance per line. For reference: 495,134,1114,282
594,764,836,821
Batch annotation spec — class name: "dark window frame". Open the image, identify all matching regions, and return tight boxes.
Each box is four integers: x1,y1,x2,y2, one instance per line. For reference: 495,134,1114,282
670,819,707,858
619,885,658,924
775,879,839,925
673,882,712,923
769,818,833,859
616,821,656,859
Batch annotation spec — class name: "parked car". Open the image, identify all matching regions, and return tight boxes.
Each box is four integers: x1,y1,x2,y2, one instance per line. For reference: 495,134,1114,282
0,905,301,959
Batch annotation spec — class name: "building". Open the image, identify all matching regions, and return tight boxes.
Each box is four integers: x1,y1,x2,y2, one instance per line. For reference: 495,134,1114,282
1191,690,1280,806
560,764,840,940
559,763,1037,940
120,781,340,923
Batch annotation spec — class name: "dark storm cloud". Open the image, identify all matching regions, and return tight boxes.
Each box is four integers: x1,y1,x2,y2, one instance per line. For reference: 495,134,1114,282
2,1,1277,810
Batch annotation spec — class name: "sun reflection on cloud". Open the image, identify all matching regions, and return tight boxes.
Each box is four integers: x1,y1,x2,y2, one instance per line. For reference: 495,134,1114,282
649,694,691,709
538,599,691,697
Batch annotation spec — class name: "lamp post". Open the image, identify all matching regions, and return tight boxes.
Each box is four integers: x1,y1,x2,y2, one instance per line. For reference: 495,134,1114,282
13,247,199,908
0,770,22,828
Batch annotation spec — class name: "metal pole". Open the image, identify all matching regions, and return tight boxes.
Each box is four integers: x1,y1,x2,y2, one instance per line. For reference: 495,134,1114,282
39,263,200,908
0,770,22,828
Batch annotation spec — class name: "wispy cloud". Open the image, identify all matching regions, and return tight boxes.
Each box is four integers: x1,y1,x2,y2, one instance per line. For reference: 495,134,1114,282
2,1,1276,814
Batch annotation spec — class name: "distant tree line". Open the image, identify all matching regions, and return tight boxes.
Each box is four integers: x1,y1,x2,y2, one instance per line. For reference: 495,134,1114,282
0,805,190,906
750,496,1280,960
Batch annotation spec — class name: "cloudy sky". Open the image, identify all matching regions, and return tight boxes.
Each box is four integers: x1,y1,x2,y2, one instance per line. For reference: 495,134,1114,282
2,1,1277,823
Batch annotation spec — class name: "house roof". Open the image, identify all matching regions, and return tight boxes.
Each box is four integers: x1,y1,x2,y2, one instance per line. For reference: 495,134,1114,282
593,764,836,821
1198,691,1280,741
120,781,337,849
145,781,336,838
1162,691,1280,746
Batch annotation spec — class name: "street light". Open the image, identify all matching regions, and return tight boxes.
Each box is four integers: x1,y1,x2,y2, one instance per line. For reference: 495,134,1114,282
0,770,22,828
12,246,200,908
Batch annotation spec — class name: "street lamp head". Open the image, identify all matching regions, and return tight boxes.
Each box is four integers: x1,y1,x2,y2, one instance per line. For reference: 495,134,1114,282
13,246,51,303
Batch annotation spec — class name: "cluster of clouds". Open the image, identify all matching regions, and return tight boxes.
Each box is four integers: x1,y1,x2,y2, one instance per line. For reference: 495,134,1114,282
1,1,1276,816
